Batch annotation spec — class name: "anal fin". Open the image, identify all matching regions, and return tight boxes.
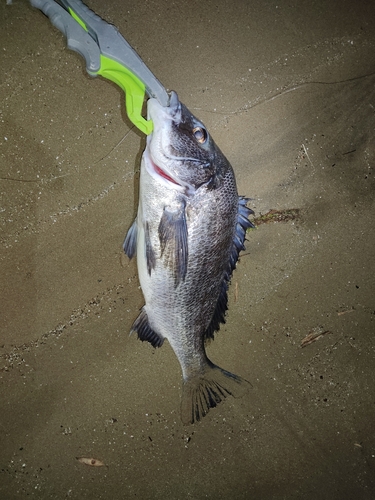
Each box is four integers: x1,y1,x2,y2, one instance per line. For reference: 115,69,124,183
131,307,164,348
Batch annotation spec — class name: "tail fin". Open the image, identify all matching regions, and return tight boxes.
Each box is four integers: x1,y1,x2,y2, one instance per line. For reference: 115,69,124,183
181,361,250,425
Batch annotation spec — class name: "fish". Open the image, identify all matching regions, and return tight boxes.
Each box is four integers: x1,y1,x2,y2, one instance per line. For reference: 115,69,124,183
123,91,254,424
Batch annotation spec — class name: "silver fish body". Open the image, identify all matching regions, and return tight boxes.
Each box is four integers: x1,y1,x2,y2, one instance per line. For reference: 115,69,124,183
124,92,253,424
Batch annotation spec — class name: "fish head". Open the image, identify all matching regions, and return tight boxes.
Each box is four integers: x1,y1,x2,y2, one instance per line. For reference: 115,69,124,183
145,91,229,195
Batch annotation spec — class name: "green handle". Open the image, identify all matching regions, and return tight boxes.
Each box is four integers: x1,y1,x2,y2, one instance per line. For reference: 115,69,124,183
69,6,153,135
95,55,153,135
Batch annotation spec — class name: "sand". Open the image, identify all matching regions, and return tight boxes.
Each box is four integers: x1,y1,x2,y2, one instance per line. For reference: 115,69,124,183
1,0,375,498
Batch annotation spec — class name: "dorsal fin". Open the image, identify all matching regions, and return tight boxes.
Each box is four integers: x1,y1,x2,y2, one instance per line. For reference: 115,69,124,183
203,196,254,341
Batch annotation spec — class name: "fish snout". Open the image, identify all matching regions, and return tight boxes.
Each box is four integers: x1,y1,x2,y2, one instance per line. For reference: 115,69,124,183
147,90,181,125
168,90,180,113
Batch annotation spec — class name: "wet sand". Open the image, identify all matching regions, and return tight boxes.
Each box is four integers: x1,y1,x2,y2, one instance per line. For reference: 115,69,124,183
1,0,375,498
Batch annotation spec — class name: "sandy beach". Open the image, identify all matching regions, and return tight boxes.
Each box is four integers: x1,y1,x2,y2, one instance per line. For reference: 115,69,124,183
1,0,375,498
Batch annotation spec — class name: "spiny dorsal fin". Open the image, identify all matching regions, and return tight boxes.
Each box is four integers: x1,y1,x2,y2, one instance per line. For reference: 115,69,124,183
203,196,253,341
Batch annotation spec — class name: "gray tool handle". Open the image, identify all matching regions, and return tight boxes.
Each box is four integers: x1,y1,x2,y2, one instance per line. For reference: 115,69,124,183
30,0,101,72
60,0,169,105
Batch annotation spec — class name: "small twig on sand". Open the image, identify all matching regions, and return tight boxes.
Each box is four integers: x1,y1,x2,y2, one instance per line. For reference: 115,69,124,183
302,143,314,168
337,309,355,316
301,330,332,347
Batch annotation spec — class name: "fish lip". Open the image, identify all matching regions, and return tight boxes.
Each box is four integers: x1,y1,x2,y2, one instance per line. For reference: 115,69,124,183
144,146,195,195
147,92,181,122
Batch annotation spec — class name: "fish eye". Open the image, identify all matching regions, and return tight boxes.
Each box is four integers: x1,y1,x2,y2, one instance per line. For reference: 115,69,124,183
192,126,208,144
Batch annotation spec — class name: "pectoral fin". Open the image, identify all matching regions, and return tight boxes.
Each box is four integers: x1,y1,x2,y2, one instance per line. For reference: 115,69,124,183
123,219,137,259
145,222,156,275
158,201,188,286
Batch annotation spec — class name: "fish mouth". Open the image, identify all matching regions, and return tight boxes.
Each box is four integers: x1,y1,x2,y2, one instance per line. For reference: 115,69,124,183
144,144,195,195
152,158,180,186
